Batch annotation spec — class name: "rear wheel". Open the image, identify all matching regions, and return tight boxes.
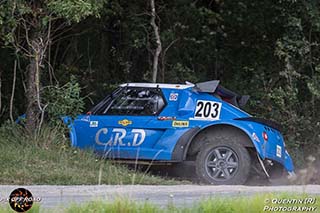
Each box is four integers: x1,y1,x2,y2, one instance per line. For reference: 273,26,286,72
195,134,251,185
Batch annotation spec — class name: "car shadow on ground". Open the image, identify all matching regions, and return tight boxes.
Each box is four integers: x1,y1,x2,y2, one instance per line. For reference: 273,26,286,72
125,159,320,186
133,161,277,186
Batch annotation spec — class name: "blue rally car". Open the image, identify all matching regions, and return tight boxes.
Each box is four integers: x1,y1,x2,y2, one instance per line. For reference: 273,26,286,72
63,80,295,185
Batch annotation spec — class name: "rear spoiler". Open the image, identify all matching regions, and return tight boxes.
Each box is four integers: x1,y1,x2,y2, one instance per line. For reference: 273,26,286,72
234,117,282,131
194,80,250,108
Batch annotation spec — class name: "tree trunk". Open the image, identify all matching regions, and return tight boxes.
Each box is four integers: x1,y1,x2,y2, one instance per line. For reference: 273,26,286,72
26,61,38,132
0,69,2,115
9,60,17,122
150,0,162,83
25,36,45,133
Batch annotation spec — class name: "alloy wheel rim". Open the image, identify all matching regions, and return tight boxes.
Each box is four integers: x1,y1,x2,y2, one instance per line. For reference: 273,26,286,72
204,146,239,181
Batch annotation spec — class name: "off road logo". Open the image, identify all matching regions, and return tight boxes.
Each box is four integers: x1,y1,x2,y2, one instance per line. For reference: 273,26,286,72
95,128,145,147
118,119,132,126
9,188,36,212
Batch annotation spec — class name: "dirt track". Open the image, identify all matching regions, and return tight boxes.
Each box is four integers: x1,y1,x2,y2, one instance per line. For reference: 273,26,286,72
0,185,319,210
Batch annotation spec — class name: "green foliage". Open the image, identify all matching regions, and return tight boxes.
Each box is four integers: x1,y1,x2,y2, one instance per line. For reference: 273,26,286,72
47,0,106,23
42,76,85,123
0,2,18,44
1,0,320,167
1,194,319,212
0,204,40,213
265,1,320,165
0,0,107,44
169,62,199,83
55,194,320,213
307,74,320,98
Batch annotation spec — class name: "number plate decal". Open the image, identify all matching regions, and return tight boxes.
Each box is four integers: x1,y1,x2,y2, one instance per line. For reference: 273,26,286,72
194,100,222,120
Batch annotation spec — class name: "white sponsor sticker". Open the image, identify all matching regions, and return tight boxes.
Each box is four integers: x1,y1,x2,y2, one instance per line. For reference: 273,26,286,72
252,132,260,142
194,100,222,120
95,128,146,147
90,121,99,127
276,145,282,158
169,93,179,101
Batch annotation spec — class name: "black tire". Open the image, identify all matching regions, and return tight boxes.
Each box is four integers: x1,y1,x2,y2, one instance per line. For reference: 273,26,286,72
195,133,251,185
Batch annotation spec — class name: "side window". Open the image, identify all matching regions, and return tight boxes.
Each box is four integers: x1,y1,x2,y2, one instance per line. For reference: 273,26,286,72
106,88,165,116
90,88,122,115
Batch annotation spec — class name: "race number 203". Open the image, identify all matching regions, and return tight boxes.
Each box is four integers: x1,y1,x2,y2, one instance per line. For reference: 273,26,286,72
194,100,222,120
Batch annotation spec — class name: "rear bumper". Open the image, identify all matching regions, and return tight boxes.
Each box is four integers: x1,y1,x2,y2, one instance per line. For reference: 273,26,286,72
234,119,295,173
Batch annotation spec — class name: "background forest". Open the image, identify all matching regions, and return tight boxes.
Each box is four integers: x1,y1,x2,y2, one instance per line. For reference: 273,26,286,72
0,0,320,168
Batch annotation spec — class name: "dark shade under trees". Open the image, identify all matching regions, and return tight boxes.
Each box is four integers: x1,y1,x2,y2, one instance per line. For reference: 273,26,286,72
0,0,319,166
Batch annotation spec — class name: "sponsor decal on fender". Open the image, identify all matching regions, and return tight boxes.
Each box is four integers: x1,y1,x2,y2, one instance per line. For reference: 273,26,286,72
252,132,260,142
169,93,179,101
158,116,176,121
276,145,282,158
90,121,99,127
118,119,132,126
172,120,189,127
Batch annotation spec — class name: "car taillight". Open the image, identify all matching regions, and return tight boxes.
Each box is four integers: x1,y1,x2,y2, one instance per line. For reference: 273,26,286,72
262,132,268,141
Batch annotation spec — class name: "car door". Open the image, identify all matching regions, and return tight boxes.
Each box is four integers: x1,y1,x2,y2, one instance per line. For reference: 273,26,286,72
90,86,168,160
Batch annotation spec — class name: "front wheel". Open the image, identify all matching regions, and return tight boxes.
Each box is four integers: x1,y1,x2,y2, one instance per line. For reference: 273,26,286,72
196,138,251,185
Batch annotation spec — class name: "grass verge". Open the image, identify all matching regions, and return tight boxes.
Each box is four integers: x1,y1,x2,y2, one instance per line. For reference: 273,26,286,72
0,122,181,185
63,193,320,213
0,193,318,213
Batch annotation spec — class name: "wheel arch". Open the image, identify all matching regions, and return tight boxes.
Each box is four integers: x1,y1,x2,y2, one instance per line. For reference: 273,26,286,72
183,123,255,161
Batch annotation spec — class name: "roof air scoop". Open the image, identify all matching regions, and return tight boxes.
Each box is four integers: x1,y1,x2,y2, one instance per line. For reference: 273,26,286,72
195,80,220,93
194,80,250,108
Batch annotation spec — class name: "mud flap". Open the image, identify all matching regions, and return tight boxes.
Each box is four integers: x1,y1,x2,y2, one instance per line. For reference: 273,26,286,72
257,153,270,178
